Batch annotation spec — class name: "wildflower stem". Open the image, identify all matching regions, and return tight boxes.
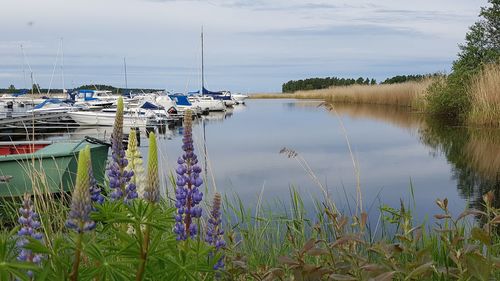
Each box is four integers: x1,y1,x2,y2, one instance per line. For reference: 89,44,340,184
69,233,83,281
136,224,151,281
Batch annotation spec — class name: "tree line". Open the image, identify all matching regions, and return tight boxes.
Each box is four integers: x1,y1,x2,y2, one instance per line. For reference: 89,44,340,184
380,73,444,84
282,77,377,93
0,84,162,94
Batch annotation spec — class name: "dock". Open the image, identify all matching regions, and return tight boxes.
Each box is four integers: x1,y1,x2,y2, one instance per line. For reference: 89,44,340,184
0,112,69,126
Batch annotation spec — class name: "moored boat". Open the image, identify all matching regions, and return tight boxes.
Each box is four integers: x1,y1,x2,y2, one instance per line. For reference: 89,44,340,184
0,137,109,197
68,110,154,127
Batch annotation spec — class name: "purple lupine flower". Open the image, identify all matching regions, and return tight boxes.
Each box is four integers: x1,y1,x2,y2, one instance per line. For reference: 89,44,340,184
206,193,225,270
66,146,96,233
89,163,104,205
17,193,43,277
174,110,204,240
106,97,137,202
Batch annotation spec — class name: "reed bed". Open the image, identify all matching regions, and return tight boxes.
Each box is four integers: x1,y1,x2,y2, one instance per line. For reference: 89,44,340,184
468,63,500,127
252,80,433,109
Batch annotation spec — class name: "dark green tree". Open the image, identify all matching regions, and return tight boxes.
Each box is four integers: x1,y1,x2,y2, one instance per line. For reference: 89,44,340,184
32,83,40,94
364,78,370,85
454,0,500,73
370,78,377,85
7,85,15,93
427,0,500,119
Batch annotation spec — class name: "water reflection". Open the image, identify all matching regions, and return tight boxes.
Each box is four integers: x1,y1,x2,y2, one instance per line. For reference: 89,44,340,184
325,103,500,219
418,118,500,212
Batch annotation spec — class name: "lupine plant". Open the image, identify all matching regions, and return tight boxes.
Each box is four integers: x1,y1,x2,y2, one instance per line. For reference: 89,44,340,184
126,129,145,198
65,146,96,281
107,97,137,202
174,110,204,240
206,193,226,270
16,193,43,279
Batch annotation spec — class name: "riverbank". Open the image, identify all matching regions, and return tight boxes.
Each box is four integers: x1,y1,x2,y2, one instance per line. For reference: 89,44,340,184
252,63,500,127
252,79,431,109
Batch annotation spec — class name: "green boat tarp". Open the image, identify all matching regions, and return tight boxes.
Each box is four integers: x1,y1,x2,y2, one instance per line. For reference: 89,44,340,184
0,139,109,197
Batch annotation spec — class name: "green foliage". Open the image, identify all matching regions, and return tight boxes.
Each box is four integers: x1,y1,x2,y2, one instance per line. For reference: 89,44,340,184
426,0,500,120
7,85,15,94
381,73,442,85
282,76,377,93
425,74,472,119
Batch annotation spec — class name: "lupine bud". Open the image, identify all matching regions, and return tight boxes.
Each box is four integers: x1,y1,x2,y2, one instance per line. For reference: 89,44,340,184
206,193,225,270
17,193,43,277
144,132,159,203
126,129,146,198
174,110,204,240
66,146,96,233
107,97,137,202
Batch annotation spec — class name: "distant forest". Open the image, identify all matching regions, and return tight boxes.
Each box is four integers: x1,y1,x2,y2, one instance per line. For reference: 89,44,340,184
380,73,443,84
282,77,376,93
0,84,162,94
282,73,444,93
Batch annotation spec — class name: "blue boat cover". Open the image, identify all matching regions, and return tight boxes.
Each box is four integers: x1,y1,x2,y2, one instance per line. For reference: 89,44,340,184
12,89,29,97
140,101,161,110
168,95,192,106
33,98,63,109
202,87,231,100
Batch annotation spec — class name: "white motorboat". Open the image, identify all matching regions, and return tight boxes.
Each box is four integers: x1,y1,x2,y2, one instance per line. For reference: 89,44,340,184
188,95,225,111
27,99,78,113
68,110,156,127
231,93,249,104
166,95,203,115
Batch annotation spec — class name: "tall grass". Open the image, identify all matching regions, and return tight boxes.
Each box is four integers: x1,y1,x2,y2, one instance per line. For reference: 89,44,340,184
468,63,500,127
252,80,433,109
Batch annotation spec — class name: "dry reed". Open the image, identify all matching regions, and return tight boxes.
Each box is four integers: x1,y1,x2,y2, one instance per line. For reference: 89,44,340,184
468,63,500,127
252,80,433,110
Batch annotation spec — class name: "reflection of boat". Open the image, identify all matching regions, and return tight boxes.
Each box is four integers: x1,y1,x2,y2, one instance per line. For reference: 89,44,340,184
0,138,109,197
201,109,233,122
68,110,155,127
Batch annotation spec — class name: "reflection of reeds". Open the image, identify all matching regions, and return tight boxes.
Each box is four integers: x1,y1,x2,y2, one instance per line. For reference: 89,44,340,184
464,129,500,181
252,80,433,109
327,104,425,130
468,63,500,127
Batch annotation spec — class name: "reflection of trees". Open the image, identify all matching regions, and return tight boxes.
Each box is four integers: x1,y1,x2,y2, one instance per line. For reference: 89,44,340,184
328,104,424,130
418,117,500,213
328,103,500,220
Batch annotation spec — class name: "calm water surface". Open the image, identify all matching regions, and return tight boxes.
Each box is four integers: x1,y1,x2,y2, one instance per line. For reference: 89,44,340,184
9,99,500,224
152,99,498,223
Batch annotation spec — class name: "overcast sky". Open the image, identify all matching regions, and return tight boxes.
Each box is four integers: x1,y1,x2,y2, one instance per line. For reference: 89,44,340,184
0,0,486,92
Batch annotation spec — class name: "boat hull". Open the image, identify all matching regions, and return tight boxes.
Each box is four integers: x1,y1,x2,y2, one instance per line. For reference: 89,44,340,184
0,140,109,197
69,111,151,127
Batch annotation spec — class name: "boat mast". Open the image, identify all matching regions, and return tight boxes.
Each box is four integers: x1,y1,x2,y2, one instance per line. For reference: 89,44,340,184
61,38,65,94
124,57,128,94
201,26,204,94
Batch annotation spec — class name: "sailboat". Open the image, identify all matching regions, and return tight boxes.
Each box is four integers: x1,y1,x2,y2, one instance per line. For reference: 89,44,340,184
199,29,236,107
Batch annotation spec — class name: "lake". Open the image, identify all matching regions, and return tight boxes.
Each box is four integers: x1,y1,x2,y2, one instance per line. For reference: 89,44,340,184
4,99,500,225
